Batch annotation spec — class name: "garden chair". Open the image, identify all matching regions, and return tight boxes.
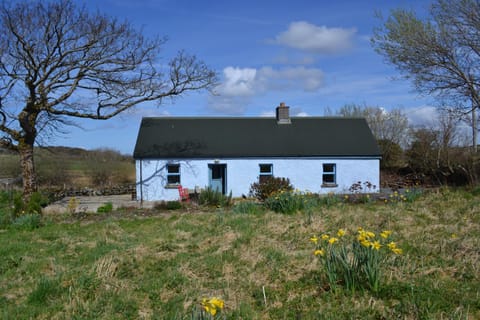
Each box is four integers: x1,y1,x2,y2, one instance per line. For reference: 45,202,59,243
178,185,190,202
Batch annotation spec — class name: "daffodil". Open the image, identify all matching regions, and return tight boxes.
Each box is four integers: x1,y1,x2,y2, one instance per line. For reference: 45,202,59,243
209,297,224,309
328,237,339,245
360,239,371,247
365,231,375,238
337,228,346,237
380,230,392,239
321,234,330,240
310,236,318,244
392,248,403,255
201,297,224,316
371,240,381,250
314,249,325,256
387,241,397,250
357,234,366,242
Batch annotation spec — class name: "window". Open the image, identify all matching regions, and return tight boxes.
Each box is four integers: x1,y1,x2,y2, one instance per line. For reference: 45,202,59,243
166,163,180,185
322,163,336,186
259,164,273,183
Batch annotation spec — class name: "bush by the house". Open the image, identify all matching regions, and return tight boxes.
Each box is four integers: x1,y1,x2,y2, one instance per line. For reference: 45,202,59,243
249,177,294,201
198,187,232,207
13,192,48,217
264,190,306,214
97,202,113,213
11,213,42,231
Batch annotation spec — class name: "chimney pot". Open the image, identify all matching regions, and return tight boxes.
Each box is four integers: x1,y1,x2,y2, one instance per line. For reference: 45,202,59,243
276,102,291,124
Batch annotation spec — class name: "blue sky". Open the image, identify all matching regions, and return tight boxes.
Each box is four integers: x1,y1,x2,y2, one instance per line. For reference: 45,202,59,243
53,0,436,154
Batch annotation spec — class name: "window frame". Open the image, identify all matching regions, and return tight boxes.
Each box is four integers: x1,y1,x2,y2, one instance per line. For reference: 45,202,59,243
259,163,273,183
322,163,337,187
166,163,181,186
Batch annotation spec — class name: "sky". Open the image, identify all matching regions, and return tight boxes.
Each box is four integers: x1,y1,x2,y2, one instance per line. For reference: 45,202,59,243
51,0,438,154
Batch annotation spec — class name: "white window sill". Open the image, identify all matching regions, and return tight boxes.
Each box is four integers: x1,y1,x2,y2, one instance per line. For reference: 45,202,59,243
321,183,338,188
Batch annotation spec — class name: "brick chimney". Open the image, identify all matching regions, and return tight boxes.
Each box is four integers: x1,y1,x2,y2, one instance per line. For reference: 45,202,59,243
276,102,291,124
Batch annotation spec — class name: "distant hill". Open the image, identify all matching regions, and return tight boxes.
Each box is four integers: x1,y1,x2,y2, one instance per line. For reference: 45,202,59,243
0,146,134,188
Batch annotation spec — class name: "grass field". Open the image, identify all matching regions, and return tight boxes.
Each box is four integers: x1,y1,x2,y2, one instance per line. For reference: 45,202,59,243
0,188,479,319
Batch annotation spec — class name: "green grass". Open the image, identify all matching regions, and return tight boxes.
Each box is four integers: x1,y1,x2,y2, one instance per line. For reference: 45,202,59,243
0,188,479,319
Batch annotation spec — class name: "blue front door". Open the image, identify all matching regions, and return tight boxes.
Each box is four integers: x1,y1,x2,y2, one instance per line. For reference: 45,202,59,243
208,164,226,194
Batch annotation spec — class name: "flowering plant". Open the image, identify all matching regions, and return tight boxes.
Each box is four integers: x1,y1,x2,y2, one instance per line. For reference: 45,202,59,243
200,297,224,318
310,227,402,292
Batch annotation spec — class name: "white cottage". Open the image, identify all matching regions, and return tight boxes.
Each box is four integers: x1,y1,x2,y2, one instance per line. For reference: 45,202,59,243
133,103,381,202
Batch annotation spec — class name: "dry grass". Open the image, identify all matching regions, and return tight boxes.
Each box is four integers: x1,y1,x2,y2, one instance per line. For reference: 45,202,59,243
0,188,479,319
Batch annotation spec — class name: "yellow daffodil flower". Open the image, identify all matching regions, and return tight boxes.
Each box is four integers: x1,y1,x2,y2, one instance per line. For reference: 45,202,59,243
372,240,381,250
314,249,325,256
387,241,397,250
380,230,392,238
337,228,346,237
321,234,330,240
328,237,339,245
360,240,371,247
310,236,318,244
392,248,403,255
201,297,224,316
209,297,224,309
365,231,375,238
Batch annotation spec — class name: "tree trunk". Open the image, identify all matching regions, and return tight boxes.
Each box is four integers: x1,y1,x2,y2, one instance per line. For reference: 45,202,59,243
19,143,38,202
472,106,477,153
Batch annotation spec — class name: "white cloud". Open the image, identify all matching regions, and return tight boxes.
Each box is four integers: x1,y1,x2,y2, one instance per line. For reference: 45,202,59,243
273,21,357,54
219,67,257,96
257,66,323,92
295,111,309,117
209,66,324,114
260,111,275,117
259,108,309,117
406,105,438,127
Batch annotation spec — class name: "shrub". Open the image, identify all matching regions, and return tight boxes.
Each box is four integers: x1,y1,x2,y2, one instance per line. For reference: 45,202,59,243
67,197,79,214
13,192,48,216
249,177,294,201
11,213,42,230
264,191,305,214
198,187,232,207
97,202,113,213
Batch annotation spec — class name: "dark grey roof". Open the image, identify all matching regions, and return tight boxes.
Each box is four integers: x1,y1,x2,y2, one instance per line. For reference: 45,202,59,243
133,117,381,159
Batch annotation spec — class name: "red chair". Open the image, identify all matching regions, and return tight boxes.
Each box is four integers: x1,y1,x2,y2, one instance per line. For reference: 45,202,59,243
178,185,190,202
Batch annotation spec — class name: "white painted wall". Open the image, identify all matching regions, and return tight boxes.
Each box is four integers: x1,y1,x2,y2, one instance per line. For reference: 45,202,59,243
136,158,380,201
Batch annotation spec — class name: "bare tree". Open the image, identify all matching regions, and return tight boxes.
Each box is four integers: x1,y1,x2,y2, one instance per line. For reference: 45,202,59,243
0,0,217,200
332,104,409,168
371,0,480,151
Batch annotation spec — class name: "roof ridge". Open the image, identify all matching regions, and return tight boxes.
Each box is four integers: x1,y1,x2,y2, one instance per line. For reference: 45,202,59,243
141,116,362,120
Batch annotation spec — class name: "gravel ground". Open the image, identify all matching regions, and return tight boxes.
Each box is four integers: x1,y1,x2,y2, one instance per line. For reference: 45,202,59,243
43,194,155,214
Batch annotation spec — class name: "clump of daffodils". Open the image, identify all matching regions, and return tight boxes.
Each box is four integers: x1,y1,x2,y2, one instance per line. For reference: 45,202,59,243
310,227,403,292
201,297,224,317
